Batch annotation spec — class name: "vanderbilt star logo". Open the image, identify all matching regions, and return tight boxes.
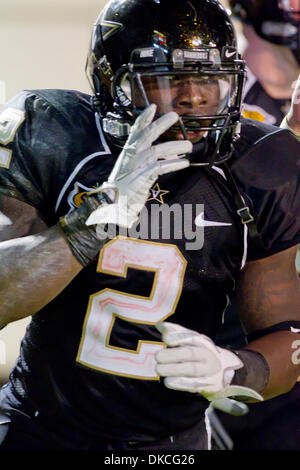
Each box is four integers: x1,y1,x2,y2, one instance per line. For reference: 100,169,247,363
98,4,123,41
101,19,123,40
147,183,169,204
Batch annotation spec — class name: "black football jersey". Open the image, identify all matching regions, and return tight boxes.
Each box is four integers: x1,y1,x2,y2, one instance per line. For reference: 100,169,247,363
0,89,300,441
217,67,296,350
242,68,291,127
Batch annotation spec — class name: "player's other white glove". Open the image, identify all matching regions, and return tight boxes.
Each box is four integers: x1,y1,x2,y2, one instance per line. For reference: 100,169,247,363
155,322,264,404
86,104,191,228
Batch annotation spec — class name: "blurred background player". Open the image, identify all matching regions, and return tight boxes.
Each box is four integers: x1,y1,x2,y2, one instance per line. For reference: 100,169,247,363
234,0,300,126
214,0,300,450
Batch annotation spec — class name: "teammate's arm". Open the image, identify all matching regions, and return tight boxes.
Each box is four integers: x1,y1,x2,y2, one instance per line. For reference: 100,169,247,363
236,245,300,399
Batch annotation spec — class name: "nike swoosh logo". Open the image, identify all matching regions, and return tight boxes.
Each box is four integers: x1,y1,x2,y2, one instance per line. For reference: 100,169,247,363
195,212,232,227
291,327,300,333
225,50,236,58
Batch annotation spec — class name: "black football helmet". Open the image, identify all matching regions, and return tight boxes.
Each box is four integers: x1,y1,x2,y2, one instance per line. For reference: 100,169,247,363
86,0,246,165
229,1,300,61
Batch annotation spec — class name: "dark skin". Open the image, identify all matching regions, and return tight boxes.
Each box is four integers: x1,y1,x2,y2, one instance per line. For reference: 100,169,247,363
141,75,221,143
0,195,82,326
0,194,300,400
235,247,300,399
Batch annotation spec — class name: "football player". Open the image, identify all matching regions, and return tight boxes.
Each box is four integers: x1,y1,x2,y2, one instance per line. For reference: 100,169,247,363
0,0,300,450
214,0,300,450
230,0,300,126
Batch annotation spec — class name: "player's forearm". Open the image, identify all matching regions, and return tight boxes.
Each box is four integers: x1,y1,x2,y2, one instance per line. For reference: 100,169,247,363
0,225,82,328
240,331,300,400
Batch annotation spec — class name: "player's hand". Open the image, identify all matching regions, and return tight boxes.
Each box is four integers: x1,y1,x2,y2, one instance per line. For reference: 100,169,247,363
86,104,191,228
155,322,264,403
59,106,190,266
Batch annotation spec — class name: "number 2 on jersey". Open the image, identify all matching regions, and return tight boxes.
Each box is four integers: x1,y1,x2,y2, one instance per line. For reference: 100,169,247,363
76,237,186,379
0,107,25,169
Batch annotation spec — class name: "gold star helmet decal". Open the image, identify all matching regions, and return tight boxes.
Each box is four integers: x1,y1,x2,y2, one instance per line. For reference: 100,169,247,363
96,3,123,41
147,183,169,204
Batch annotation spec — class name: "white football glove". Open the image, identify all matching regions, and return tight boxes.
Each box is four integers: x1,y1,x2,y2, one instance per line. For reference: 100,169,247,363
86,104,191,228
155,322,264,407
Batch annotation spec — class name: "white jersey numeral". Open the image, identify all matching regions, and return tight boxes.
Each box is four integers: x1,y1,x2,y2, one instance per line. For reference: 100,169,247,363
0,107,25,169
0,107,25,145
77,237,186,379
